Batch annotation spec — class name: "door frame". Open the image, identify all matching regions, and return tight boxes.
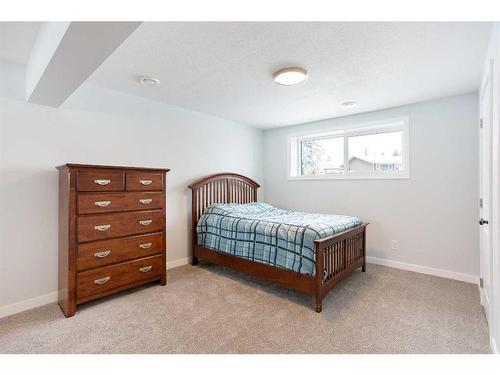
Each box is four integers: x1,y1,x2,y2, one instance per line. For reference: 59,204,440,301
479,59,494,325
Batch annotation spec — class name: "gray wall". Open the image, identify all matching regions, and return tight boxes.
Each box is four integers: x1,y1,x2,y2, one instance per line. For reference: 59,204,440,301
263,93,479,278
0,74,264,309
0,59,480,315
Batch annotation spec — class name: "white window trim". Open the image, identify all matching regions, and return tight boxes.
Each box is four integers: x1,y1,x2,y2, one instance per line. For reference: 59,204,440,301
287,116,410,180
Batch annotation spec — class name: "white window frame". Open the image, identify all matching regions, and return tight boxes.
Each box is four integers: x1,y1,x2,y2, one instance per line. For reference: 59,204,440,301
287,117,410,180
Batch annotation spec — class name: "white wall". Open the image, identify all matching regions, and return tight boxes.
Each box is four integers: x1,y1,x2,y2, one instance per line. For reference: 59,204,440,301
0,63,264,312
0,61,482,319
481,22,500,354
264,93,479,280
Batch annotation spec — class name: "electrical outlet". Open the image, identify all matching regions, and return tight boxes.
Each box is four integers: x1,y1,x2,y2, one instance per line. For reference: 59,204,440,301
391,240,399,251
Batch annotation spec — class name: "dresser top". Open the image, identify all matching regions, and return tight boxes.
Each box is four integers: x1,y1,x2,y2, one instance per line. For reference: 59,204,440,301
56,163,171,172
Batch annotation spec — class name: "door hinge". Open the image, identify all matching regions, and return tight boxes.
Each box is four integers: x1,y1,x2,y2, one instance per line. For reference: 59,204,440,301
480,118,483,128
480,198,483,208
480,278,484,288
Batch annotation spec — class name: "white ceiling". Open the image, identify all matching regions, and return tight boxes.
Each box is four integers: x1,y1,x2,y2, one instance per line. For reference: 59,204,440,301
0,22,41,65
0,22,493,128
88,22,492,128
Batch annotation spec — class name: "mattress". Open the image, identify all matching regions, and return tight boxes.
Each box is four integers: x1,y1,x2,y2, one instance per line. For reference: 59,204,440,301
196,202,363,276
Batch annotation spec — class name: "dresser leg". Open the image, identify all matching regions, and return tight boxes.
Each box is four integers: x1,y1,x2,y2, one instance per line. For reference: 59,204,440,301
192,256,199,266
59,300,76,318
161,274,167,286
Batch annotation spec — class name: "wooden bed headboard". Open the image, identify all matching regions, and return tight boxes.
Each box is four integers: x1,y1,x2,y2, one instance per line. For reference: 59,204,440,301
188,173,260,226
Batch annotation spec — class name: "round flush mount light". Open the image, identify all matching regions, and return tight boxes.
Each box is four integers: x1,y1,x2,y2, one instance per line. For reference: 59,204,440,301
341,101,357,108
139,77,160,86
273,67,308,86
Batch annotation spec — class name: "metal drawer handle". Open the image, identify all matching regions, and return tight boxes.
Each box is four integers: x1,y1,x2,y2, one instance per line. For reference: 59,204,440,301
139,180,152,185
94,250,111,258
95,224,111,231
139,198,153,205
139,242,152,249
139,220,152,226
94,276,111,285
139,266,152,273
94,200,111,207
94,179,111,185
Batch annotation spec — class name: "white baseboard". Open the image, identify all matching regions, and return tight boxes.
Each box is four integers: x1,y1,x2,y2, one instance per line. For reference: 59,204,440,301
491,337,498,354
0,257,193,319
0,291,58,319
167,257,191,269
0,256,478,319
366,256,479,284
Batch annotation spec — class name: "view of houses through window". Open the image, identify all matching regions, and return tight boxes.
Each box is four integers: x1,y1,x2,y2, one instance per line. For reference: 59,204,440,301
347,131,403,173
292,120,407,178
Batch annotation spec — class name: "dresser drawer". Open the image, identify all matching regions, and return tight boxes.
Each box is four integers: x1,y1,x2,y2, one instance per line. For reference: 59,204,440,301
77,232,163,271
77,171,125,192
77,192,163,214
77,210,164,242
77,255,163,300
126,172,163,191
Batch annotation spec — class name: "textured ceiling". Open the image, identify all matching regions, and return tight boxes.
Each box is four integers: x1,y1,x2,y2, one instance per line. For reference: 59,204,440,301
88,22,492,128
1,22,493,128
0,22,41,65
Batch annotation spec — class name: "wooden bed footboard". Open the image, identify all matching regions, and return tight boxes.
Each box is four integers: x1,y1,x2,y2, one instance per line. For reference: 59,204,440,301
188,173,368,313
313,223,368,312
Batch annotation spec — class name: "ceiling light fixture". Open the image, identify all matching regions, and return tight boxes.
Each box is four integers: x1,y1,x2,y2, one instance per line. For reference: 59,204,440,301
140,77,160,86
341,101,357,108
273,67,308,86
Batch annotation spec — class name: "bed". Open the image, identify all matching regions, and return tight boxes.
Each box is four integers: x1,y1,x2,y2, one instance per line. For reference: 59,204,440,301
189,173,368,312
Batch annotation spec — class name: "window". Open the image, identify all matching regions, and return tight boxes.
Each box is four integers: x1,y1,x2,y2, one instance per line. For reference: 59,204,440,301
300,136,344,176
289,118,409,179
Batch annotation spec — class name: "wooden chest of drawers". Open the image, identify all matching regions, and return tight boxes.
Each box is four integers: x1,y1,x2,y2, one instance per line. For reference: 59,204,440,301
57,164,170,317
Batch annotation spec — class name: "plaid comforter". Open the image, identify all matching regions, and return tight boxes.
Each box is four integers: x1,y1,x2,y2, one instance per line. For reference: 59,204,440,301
196,203,363,276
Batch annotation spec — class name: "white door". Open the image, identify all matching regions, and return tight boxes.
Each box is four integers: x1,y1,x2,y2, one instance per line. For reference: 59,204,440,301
479,63,493,324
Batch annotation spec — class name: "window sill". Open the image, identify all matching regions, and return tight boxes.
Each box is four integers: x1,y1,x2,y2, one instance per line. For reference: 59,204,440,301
287,173,410,181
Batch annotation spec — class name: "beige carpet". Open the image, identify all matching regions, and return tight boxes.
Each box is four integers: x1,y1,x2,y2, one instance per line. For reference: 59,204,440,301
0,263,490,354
